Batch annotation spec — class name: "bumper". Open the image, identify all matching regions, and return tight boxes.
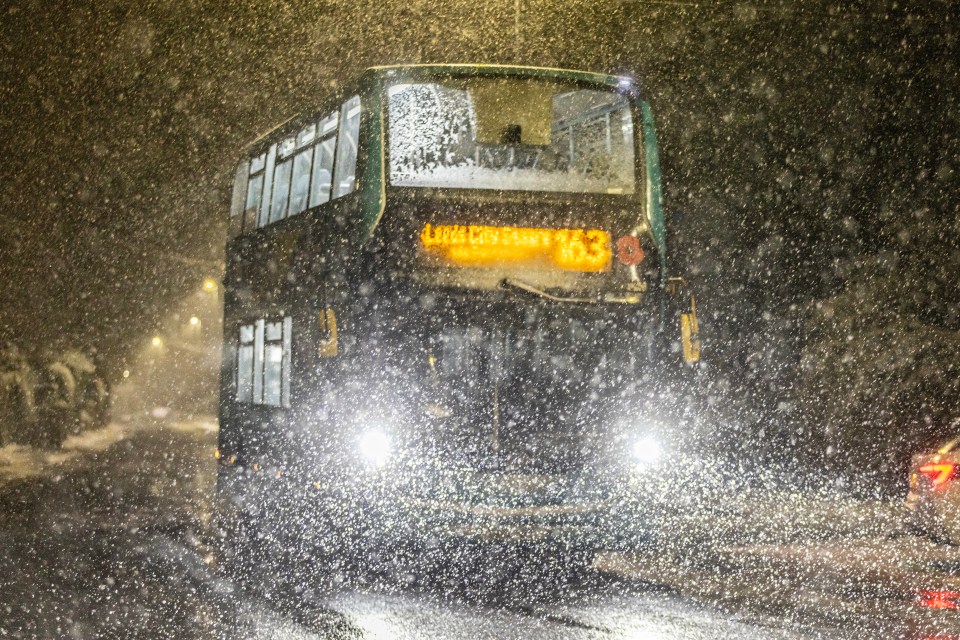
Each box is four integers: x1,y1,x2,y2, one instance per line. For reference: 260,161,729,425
216,463,662,552
399,497,636,548
359,481,664,552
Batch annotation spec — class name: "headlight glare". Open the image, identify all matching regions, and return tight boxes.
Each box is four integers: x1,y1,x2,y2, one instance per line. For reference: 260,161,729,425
632,435,663,467
358,429,391,468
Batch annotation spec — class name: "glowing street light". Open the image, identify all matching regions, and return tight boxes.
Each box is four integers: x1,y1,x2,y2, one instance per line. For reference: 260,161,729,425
151,336,163,348
189,316,200,326
203,279,217,292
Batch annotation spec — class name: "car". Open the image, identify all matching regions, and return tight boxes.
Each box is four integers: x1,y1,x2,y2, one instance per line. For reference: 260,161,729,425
905,425,960,544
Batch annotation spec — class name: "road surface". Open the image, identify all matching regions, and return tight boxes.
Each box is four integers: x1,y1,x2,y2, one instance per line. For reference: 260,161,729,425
1,415,957,639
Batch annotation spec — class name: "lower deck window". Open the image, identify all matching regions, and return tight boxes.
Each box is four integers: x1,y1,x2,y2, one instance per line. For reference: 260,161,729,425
236,317,292,408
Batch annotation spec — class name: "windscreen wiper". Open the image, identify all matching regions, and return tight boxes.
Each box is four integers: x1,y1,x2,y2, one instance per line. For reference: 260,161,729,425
499,278,599,304
500,278,644,305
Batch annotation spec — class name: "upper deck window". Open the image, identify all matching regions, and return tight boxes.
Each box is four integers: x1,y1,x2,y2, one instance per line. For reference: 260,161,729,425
242,152,266,232
270,137,296,224
310,112,339,207
387,80,635,194
333,95,361,199
230,96,361,235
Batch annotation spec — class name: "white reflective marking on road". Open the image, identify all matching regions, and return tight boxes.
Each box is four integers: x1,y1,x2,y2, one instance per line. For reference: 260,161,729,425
323,591,813,640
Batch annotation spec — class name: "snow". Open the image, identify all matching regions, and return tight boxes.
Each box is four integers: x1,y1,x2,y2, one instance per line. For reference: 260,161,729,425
4,411,960,637
1,4,959,638
387,82,635,194
0,416,216,487
0,421,128,485
392,164,631,194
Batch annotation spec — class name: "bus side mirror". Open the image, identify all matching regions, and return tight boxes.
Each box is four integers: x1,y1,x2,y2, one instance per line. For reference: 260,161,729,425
680,304,700,364
666,277,701,364
318,308,339,358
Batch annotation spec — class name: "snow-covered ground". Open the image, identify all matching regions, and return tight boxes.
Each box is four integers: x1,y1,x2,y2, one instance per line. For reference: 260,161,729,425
596,530,960,637
0,421,132,485
0,413,216,488
2,413,958,639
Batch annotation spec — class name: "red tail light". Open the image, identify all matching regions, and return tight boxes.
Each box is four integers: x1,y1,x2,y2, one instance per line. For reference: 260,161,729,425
919,463,956,487
918,589,960,610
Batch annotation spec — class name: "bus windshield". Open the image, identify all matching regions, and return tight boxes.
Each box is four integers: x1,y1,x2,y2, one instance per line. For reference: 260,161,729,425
387,78,636,194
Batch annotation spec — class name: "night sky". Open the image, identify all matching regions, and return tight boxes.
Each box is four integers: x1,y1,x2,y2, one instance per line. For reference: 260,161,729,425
2,0,957,472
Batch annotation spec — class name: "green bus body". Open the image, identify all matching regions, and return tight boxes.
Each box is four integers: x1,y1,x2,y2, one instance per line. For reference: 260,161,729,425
216,64,691,560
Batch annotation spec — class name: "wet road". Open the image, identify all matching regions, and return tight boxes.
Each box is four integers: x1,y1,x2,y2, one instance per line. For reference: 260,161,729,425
1,417,957,639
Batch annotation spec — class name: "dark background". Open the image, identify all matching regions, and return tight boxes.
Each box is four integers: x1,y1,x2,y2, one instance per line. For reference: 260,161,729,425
2,0,957,482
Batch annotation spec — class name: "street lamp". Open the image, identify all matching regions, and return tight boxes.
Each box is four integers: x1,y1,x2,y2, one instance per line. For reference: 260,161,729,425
151,336,162,348
203,279,217,292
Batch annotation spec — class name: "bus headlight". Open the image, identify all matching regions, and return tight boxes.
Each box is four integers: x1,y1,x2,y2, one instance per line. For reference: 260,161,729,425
358,430,391,468
632,435,663,468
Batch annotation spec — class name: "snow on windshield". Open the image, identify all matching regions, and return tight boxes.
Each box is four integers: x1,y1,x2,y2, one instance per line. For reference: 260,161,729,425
388,82,636,194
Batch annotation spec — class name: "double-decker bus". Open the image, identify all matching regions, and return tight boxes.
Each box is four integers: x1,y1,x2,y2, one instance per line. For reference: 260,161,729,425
215,64,700,575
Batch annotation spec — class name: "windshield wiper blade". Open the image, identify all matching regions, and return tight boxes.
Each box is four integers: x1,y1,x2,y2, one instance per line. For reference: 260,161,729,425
499,278,599,304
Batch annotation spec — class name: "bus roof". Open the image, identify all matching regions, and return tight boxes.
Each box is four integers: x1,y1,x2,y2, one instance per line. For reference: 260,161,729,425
365,64,632,88
242,64,636,153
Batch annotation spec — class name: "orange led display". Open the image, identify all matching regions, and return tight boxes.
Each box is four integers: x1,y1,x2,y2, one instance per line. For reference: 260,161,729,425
420,224,612,272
